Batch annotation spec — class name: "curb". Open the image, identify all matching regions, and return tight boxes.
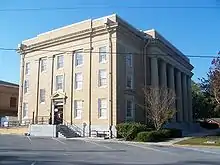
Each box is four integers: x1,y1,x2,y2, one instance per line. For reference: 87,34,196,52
173,144,220,149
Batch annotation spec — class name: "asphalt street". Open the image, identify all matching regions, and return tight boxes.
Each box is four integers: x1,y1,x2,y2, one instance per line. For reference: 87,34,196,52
0,135,220,165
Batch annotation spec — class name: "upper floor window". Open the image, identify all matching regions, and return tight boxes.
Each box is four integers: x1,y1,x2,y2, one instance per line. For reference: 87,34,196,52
98,98,107,119
41,58,47,72
98,69,107,87
99,46,107,63
57,55,64,69
40,89,46,103
75,72,83,90
74,100,83,119
126,54,133,67
75,51,83,66
23,103,28,118
24,80,29,94
126,74,133,89
56,75,63,90
10,97,17,108
126,99,134,118
25,62,30,75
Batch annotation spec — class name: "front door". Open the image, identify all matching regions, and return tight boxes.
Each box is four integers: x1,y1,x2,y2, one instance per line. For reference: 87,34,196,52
54,105,63,125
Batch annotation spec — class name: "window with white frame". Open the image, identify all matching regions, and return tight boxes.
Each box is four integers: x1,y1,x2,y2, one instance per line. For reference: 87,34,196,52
24,80,29,93
41,58,47,72
75,51,83,66
126,74,133,89
98,98,107,119
75,72,83,90
23,103,28,118
39,89,46,103
74,100,82,119
126,53,133,67
56,75,63,90
25,62,30,75
99,46,107,63
126,99,133,118
98,69,107,87
57,55,64,69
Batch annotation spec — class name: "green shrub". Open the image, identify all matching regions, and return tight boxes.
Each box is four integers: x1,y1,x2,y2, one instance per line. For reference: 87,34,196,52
135,128,182,142
116,122,152,141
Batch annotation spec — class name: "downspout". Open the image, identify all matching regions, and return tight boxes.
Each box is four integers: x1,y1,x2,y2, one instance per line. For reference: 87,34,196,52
88,19,93,137
143,38,151,124
35,58,41,124
105,25,113,138
18,47,26,124
50,55,55,124
70,52,74,125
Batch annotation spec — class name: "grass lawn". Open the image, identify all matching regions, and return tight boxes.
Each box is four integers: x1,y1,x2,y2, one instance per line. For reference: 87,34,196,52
176,134,220,146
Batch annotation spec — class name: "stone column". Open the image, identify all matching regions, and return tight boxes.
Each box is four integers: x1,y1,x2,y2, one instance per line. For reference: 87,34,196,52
187,76,193,122
160,60,167,87
182,73,188,122
151,57,159,86
168,65,176,122
176,70,183,122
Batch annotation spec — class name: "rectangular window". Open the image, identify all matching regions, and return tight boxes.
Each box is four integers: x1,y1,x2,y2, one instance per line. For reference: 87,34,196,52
126,100,133,118
23,103,28,118
75,51,83,66
126,74,133,89
74,100,82,119
24,80,29,93
10,97,17,108
75,72,83,90
99,46,107,63
98,69,107,87
41,58,47,72
40,89,46,103
98,98,107,119
126,54,133,67
57,55,64,69
25,62,30,75
56,75,63,90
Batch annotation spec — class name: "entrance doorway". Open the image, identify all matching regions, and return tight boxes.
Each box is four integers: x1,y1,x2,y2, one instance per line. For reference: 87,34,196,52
54,105,63,125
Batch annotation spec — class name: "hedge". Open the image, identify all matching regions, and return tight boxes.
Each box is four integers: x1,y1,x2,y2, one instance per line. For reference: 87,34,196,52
199,121,219,130
135,128,182,142
116,122,153,141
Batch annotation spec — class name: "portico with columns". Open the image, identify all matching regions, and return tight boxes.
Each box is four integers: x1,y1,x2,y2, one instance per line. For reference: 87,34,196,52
148,45,193,123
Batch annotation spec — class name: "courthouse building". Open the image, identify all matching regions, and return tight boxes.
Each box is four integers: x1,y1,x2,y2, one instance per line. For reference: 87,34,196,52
18,14,193,135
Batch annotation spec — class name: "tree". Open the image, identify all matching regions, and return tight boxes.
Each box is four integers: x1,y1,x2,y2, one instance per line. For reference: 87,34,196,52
142,86,176,131
192,81,216,119
208,57,220,105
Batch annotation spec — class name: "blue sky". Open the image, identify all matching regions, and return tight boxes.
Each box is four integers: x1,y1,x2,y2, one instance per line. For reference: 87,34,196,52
0,0,220,84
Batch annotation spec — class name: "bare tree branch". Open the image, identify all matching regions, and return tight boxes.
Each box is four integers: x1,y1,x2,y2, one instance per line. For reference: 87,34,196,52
142,86,176,130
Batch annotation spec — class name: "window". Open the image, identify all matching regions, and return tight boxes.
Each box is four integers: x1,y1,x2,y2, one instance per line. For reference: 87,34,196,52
75,72,83,90
56,75,63,90
25,62,30,75
23,103,28,118
10,97,17,108
98,98,107,119
126,74,133,89
75,51,83,66
40,89,46,103
41,58,47,72
57,55,64,69
98,69,107,87
24,80,29,93
74,100,82,119
99,46,107,63
126,54,133,67
126,100,133,118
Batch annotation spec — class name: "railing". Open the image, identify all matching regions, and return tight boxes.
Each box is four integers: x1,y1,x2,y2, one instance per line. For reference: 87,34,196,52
63,119,89,137
37,116,50,125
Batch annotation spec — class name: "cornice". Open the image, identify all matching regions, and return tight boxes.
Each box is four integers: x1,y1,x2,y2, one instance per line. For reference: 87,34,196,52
22,24,118,54
150,39,194,71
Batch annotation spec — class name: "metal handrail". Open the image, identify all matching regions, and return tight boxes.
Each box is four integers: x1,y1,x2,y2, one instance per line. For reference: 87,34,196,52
62,119,89,137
